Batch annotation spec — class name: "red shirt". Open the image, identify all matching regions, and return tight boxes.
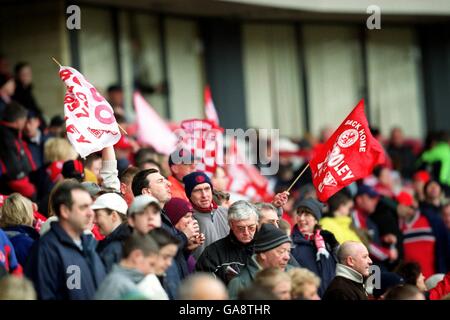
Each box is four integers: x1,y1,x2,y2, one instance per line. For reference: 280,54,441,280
400,211,436,278
168,175,189,201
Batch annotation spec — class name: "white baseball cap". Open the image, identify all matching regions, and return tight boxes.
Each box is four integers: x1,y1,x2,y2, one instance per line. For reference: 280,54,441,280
91,193,128,216
128,194,161,217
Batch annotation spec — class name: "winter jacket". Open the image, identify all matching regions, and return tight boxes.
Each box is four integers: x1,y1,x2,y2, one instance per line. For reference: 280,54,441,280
196,232,255,284
3,224,39,266
291,226,338,296
95,264,146,300
96,223,131,273
24,221,106,300
192,206,230,260
0,228,22,275
420,142,450,187
227,254,296,300
322,263,368,301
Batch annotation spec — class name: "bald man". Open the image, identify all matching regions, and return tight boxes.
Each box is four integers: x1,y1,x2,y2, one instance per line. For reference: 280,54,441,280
322,241,372,300
178,273,228,300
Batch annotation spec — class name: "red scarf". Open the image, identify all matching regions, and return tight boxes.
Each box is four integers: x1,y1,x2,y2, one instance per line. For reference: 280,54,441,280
191,200,218,213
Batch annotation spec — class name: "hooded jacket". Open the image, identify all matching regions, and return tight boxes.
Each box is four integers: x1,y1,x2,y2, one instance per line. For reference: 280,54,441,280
95,264,146,300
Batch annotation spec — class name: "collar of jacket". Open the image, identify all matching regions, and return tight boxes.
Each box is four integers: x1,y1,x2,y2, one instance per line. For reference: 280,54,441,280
335,263,364,284
50,221,94,252
3,224,40,240
228,232,255,253
291,225,311,245
100,223,131,246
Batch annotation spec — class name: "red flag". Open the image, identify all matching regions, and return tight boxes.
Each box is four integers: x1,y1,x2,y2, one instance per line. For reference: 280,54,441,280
309,100,385,202
204,86,220,126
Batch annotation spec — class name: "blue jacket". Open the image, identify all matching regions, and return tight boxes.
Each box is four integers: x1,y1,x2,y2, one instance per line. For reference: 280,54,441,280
0,228,21,274
420,202,450,273
24,222,106,300
3,225,39,267
96,223,131,273
291,227,338,297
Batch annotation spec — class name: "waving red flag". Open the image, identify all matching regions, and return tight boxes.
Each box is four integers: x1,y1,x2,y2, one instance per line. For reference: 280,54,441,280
309,100,385,202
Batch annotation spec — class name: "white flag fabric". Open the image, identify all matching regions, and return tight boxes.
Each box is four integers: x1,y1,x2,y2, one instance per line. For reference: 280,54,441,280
204,86,220,126
133,92,177,155
59,66,121,158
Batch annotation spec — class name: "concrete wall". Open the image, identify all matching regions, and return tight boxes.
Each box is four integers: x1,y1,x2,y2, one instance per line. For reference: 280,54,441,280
0,0,69,120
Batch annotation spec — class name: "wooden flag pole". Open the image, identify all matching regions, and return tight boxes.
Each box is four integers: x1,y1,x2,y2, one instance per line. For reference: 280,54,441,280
286,163,310,193
51,57,128,136
51,57,62,68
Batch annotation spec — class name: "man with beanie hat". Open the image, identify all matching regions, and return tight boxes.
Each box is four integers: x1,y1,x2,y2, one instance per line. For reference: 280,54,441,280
228,223,294,299
291,198,339,297
183,171,230,259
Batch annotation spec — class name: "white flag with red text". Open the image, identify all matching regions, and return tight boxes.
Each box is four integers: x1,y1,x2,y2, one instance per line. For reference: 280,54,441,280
58,66,121,158
133,92,177,155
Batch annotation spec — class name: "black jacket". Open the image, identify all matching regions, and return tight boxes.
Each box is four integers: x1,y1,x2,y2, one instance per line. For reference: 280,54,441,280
196,232,255,284
322,276,368,301
0,122,35,181
96,223,131,273
24,222,106,300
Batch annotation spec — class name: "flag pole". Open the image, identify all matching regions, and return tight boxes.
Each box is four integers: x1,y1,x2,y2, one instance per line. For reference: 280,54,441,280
51,57,62,68
286,163,310,193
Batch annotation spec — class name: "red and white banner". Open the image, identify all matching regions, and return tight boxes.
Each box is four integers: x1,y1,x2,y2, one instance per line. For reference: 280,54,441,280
178,119,223,176
59,66,121,158
204,86,220,126
309,99,385,202
226,138,273,202
133,92,177,155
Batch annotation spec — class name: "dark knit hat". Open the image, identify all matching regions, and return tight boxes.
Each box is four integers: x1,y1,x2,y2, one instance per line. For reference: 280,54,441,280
183,171,213,199
254,223,292,253
62,160,85,181
295,198,324,221
164,197,193,226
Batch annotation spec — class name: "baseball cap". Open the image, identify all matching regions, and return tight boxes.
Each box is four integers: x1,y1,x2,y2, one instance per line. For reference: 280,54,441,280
91,193,128,216
128,194,161,217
